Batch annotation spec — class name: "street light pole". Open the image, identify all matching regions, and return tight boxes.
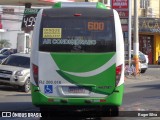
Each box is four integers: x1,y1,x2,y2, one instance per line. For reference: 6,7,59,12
133,0,139,75
128,0,132,68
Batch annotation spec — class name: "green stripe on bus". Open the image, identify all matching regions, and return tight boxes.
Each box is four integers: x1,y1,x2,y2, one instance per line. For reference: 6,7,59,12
50,52,115,72
57,64,116,95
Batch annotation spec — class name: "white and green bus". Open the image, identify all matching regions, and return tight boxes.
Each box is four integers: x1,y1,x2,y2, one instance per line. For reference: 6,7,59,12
31,2,124,117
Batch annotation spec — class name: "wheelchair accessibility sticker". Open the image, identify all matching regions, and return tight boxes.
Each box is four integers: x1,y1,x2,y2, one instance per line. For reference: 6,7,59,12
44,85,53,94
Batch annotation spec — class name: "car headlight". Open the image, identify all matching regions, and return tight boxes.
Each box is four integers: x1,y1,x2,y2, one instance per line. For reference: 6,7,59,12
15,70,25,76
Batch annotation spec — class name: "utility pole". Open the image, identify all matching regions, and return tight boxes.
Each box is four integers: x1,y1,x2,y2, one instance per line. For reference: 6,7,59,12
128,0,132,68
133,0,139,75
159,0,160,18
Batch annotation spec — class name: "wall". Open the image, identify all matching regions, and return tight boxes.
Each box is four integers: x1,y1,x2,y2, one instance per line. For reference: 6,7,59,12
132,0,160,18
0,5,24,48
150,0,160,18
154,34,160,64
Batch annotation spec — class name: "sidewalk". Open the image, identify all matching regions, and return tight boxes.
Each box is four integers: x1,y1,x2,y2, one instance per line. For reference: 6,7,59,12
124,74,159,84
148,64,160,68
125,74,160,82
125,72,159,84
124,65,160,84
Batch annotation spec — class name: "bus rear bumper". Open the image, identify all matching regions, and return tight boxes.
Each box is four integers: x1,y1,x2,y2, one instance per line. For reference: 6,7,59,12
31,84,124,107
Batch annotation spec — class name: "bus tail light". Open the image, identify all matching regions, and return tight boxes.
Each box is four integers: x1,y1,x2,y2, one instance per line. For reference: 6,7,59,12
32,64,39,86
74,13,82,16
116,64,122,86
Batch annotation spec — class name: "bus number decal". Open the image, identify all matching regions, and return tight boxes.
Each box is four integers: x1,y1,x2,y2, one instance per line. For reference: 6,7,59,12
46,80,61,84
39,80,61,84
43,28,62,38
88,22,104,31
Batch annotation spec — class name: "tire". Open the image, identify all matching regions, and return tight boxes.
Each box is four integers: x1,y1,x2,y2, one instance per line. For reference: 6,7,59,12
109,106,119,117
104,106,119,117
23,78,30,93
40,107,51,119
141,69,146,73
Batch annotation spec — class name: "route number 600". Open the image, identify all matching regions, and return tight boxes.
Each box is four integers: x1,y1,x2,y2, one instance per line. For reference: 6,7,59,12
88,22,104,31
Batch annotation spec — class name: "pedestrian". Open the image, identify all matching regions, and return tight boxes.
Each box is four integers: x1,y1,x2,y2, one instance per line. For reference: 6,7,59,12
158,56,160,65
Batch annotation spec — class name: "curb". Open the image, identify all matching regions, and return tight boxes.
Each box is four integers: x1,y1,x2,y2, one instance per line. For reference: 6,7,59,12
148,65,160,68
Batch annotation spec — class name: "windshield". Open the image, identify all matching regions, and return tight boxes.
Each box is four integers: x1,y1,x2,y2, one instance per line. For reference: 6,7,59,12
2,55,30,68
2,51,11,55
39,10,116,53
0,49,9,54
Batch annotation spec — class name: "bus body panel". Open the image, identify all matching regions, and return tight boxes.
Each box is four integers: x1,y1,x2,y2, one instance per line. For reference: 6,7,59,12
38,52,116,98
53,2,107,9
30,9,43,86
113,9,124,86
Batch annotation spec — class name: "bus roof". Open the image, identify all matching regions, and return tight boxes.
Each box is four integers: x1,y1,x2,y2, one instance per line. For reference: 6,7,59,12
53,2,108,9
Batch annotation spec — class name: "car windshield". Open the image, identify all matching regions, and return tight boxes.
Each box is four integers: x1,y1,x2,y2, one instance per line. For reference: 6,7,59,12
2,55,30,68
2,50,11,55
139,52,146,61
0,49,9,54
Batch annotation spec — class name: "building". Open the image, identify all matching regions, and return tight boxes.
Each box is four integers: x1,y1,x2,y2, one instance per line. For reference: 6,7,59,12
132,0,160,64
0,5,24,49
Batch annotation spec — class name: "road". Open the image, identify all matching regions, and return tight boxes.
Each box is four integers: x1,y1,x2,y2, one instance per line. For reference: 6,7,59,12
122,68,160,111
0,68,159,120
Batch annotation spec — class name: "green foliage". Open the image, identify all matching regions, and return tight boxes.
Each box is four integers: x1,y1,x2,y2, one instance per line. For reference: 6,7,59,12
0,39,11,48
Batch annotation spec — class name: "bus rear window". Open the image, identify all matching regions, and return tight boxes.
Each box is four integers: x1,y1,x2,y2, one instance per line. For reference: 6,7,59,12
39,17,116,53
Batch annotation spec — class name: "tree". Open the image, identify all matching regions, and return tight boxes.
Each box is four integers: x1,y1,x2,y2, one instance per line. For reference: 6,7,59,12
0,39,11,48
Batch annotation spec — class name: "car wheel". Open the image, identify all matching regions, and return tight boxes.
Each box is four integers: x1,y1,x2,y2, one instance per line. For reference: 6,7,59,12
141,69,146,73
23,78,30,93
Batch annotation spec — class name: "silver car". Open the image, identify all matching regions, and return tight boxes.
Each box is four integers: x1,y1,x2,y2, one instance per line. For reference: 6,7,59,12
0,53,30,92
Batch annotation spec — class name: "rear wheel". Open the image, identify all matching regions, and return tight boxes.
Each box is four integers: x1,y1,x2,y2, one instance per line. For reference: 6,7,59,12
40,108,46,119
110,106,119,117
40,107,52,119
103,106,119,117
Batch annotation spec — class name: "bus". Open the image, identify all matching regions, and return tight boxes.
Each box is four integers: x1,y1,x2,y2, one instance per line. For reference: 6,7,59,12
30,2,124,117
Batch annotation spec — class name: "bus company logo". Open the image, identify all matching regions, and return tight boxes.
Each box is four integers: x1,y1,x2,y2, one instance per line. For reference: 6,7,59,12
44,85,53,94
2,112,11,117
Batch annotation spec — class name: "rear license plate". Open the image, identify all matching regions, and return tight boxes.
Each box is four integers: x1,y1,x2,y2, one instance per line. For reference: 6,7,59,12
68,86,85,93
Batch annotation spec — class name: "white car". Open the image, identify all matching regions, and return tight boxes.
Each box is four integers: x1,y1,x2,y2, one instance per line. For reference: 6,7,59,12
0,53,30,92
131,50,149,73
0,48,11,54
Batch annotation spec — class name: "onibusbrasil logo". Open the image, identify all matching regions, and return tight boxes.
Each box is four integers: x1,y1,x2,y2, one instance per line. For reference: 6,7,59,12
1,112,42,118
